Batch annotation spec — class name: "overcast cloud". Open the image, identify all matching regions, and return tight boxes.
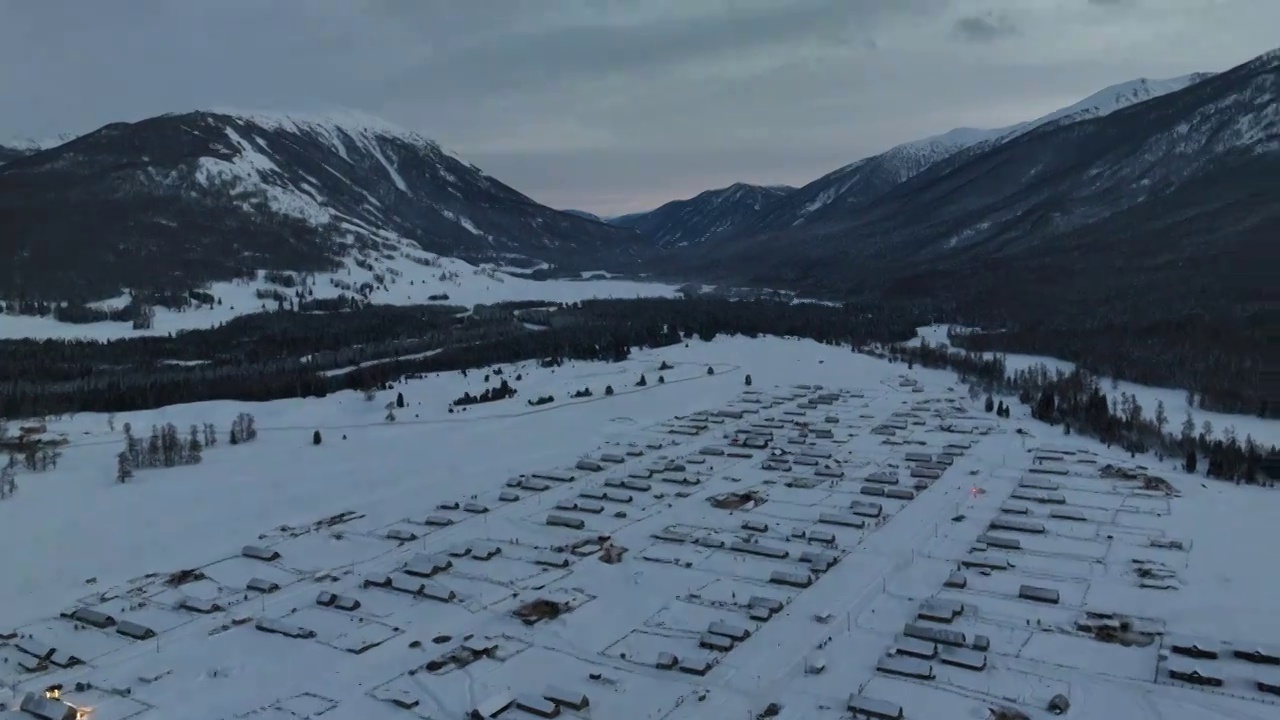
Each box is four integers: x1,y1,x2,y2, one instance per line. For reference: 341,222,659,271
1,0,1276,214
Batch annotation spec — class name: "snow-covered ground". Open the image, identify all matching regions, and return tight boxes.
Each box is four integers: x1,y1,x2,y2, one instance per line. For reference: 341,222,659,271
0,253,679,341
909,325,1278,448
1,336,1278,720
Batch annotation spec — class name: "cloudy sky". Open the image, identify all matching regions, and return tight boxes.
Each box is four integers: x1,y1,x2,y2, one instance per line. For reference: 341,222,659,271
2,0,1276,215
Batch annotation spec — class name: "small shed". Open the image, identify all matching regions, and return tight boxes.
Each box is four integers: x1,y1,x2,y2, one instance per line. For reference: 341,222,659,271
678,655,714,676
818,512,865,529
876,654,934,680
385,528,419,542
730,540,789,559
516,695,561,718
575,459,604,472
938,645,987,671
255,618,316,639
546,514,586,530
241,544,280,562
707,620,751,641
1018,584,1061,604
468,692,515,719
246,577,281,594
893,635,938,659
976,533,1022,550
749,596,784,613
989,517,1047,534
116,619,157,640
179,597,223,614
420,582,456,602
849,501,883,518
846,693,904,720
19,692,78,720
656,651,679,670
808,529,836,546
865,468,896,484
70,607,117,629
316,591,362,611
542,685,589,711
944,572,967,589
1168,637,1220,660
1233,646,1280,664
404,553,452,578
699,633,735,652
1167,662,1223,686
769,570,812,588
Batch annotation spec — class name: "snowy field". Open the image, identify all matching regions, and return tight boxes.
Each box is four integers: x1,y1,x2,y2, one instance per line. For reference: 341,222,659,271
0,254,679,341
1,337,1278,720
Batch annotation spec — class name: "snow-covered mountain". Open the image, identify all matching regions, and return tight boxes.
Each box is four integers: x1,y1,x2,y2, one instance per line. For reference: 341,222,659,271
0,145,28,165
750,72,1215,232
672,48,1278,321
610,183,795,248
1,132,81,164
0,110,648,300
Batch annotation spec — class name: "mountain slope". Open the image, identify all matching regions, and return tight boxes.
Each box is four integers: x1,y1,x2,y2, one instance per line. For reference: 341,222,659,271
611,183,794,248
562,209,605,222
670,49,1278,318
748,72,1214,233
0,146,29,165
0,110,648,300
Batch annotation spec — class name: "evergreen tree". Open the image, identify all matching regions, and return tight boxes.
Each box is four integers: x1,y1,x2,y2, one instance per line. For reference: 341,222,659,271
313,430,323,445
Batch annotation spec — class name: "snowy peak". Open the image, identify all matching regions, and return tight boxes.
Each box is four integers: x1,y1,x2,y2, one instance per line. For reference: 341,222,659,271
611,183,794,248
0,110,646,299
1002,73,1216,139
769,72,1217,230
1,131,81,151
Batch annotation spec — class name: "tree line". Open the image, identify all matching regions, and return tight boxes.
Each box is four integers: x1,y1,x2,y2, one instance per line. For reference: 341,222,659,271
891,340,1278,485
0,297,922,418
947,314,1271,417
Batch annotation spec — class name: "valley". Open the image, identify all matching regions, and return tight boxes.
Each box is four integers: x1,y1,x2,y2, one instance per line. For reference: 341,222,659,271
0,19,1276,720
0,338,1276,720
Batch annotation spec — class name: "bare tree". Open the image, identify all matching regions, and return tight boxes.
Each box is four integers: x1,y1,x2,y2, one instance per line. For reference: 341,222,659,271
0,458,16,498
116,450,134,484
1180,411,1196,443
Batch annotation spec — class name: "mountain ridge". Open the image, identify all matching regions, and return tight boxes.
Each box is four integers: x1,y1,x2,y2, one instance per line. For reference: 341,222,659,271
610,182,795,248
665,48,1278,322
0,109,649,300
752,72,1217,234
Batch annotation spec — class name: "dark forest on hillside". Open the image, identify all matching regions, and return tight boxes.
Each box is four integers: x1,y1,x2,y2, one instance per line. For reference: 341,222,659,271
0,298,922,418
0,297,1271,426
